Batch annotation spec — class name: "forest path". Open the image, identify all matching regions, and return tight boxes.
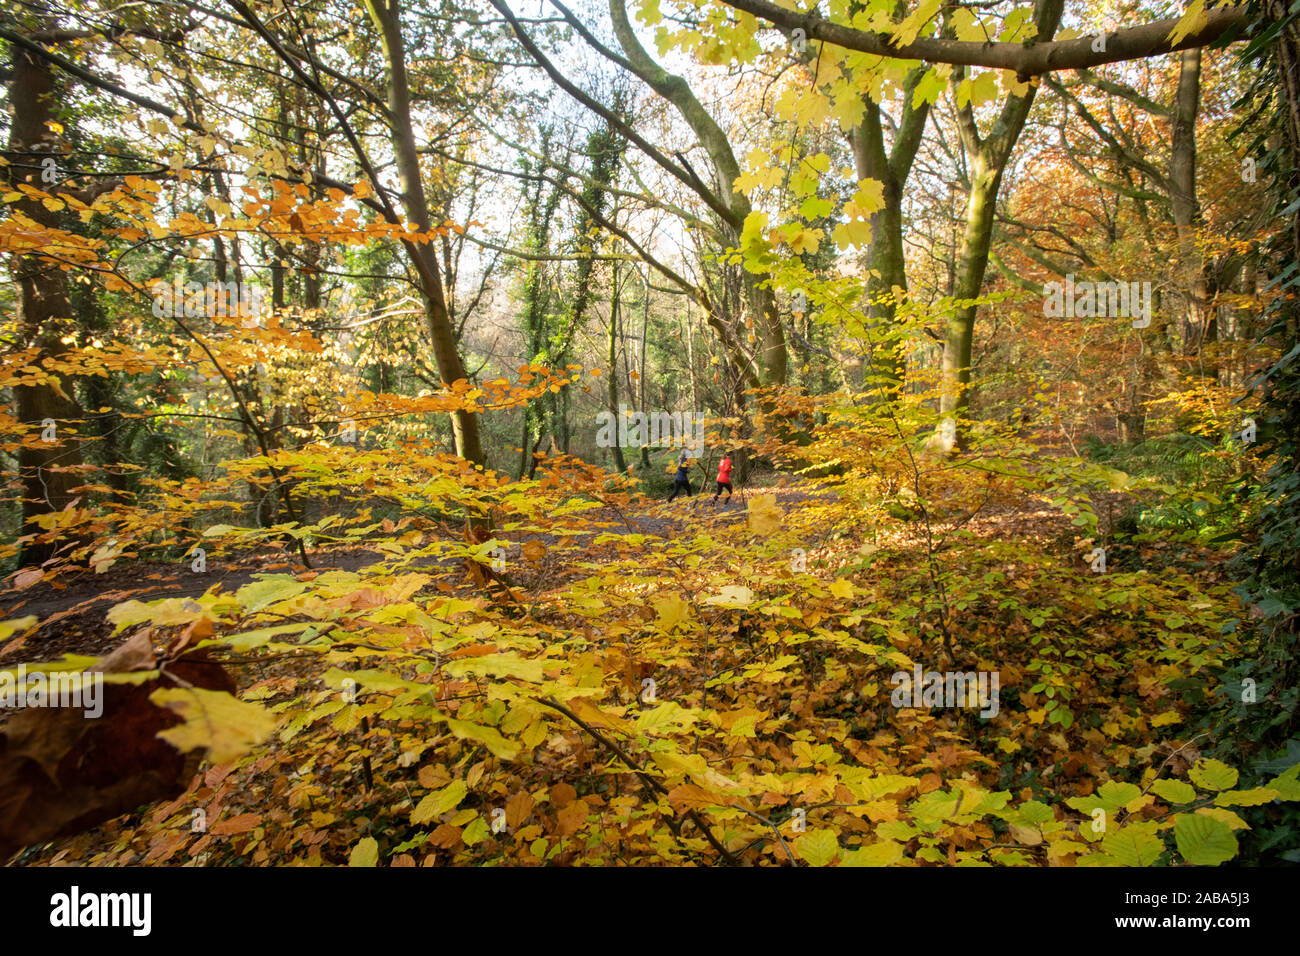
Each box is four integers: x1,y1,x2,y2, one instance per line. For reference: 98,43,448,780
0,484,830,665
0,482,1131,667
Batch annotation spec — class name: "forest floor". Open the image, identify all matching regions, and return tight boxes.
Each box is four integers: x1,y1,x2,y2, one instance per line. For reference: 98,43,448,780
0,484,829,666
0,480,1152,670
5,474,1240,867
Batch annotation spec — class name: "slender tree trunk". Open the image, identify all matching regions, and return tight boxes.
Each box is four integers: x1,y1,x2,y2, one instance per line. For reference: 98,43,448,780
365,0,483,465
1171,47,1205,355
937,157,1002,441
685,297,701,416
607,266,628,472
638,269,651,469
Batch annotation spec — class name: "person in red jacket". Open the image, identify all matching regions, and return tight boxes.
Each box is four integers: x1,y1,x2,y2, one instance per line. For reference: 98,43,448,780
713,451,734,502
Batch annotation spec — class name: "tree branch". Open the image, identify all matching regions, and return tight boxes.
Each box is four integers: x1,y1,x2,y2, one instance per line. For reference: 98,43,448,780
713,1,1247,77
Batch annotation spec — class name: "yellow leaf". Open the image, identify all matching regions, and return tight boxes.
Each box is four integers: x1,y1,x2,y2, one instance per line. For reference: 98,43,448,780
0,615,37,642
653,750,745,793
1167,0,1209,46
828,579,854,600
150,687,277,764
566,696,637,736
1195,806,1250,830
651,594,691,632
841,840,903,866
747,493,782,536
412,780,469,824
445,718,519,759
348,837,378,867
795,828,841,866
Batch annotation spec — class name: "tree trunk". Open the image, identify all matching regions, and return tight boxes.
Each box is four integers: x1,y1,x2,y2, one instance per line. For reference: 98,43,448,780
607,266,628,472
638,269,651,470
365,0,483,465
6,41,87,566
930,0,1064,454
1170,47,1205,355
849,72,931,390
936,157,1002,448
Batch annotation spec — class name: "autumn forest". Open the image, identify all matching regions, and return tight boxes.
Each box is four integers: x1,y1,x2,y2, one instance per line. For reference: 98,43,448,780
1,0,1299,884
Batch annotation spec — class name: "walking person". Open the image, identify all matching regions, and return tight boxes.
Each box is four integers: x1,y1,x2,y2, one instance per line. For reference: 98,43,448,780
713,450,734,504
667,447,693,501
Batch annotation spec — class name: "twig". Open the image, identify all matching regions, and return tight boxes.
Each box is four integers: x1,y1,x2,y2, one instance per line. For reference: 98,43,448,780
539,695,740,866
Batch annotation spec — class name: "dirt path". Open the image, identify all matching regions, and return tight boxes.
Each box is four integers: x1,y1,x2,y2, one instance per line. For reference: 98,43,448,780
0,486,831,665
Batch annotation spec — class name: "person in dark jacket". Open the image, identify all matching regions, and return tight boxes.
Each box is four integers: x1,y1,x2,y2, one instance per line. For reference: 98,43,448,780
667,448,693,501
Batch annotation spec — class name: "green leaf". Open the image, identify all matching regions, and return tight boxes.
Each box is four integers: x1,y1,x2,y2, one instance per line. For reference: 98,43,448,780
1102,823,1165,866
411,780,468,824
446,718,519,760
1264,762,1300,800
236,576,307,612
348,836,378,867
322,667,430,695
1096,780,1142,811
462,816,490,846
392,832,430,854
1188,758,1238,791
217,622,312,651
1213,787,1279,807
911,66,947,107
444,653,543,683
799,196,833,220
840,840,903,866
1015,800,1055,826
795,828,841,867
1174,813,1238,865
1151,779,1197,804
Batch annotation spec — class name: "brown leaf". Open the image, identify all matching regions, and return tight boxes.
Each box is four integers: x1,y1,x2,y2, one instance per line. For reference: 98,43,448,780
554,799,588,837
549,782,577,809
505,790,535,829
447,643,498,660
210,813,261,835
667,784,725,812
169,617,213,657
95,629,157,673
12,569,42,590
418,765,448,790
917,772,943,795
1009,824,1044,846
428,824,463,850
